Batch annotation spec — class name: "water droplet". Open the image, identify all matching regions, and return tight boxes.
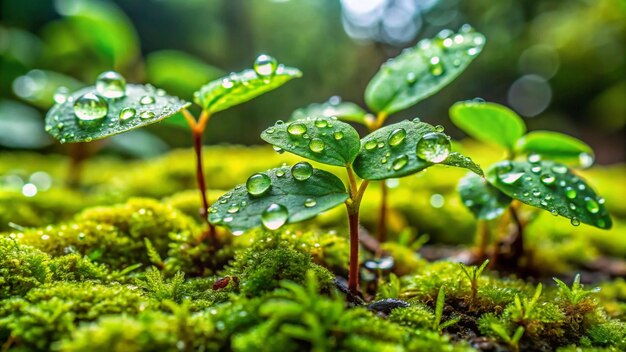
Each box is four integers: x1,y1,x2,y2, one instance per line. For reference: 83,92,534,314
275,169,285,177
528,153,541,163
364,256,394,270
287,122,307,136
333,131,344,140
227,205,240,214
291,162,313,181
388,128,406,147
73,92,108,122
499,172,524,184
304,198,316,208
550,209,558,216
265,127,275,134
577,183,586,191
540,174,555,185
569,203,577,210
140,95,155,105
392,155,408,171
140,111,155,119
246,173,271,196
565,187,577,199
585,197,599,214
53,86,70,104
119,107,136,121
429,56,444,76
406,72,417,84
579,153,594,168
412,117,421,123
434,125,445,132
253,54,278,77
571,218,580,226
95,71,126,98
596,219,607,228
498,161,513,173
309,138,325,153
598,197,605,205
272,145,284,154
532,190,541,197
314,118,328,128
531,166,542,174
416,132,451,163
364,140,377,150
551,165,568,174
261,203,288,230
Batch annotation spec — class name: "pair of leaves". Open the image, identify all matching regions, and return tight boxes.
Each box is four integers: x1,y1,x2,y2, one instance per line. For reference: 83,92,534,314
290,98,370,125
262,118,483,179
45,84,190,143
208,165,348,234
450,101,594,167
460,160,612,229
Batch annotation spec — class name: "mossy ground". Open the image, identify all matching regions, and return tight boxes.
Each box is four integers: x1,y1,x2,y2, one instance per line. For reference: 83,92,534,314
1,145,625,351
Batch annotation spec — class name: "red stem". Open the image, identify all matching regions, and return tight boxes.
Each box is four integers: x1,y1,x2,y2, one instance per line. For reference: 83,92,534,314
192,128,216,239
348,207,360,295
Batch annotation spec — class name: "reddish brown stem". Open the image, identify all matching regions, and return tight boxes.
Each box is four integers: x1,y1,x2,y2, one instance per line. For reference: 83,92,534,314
192,127,216,239
348,207,360,295
509,206,524,256
377,181,388,243
476,220,489,260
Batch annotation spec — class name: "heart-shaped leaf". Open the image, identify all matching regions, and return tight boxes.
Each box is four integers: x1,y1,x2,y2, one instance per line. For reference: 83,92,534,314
291,97,370,125
353,120,482,180
208,163,348,234
449,100,526,151
365,26,485,115
194,56,301,114
487,161,612,229
458,172,512,220
260,117,361,167
515,131,594,168
45,84,190,143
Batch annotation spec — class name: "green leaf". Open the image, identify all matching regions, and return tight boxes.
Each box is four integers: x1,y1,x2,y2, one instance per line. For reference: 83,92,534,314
353,120,482,180
449,101,526,150
260,117,361,167
365,26,485,114
208,164,348,234
13,70,84,109
45,84,190,143
194,59,301,114
486,161,612,229
444,152,484,177
291,97,370,125
515,131,594,167
458,172,512,220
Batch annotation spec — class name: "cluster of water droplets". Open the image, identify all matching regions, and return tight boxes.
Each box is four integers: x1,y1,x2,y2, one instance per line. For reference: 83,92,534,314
362,119,451,172
495,154,607,228
267,116,342,154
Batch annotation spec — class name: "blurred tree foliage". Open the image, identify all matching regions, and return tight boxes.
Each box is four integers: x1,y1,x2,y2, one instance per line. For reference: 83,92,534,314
0,0,624,162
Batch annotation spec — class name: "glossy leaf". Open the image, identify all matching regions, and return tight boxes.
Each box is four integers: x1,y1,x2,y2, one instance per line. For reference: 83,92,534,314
291,97,370,125
450,101,526,150
208,165,348,234
260,117,361,167
515,131,594,168
365,26,485,115
12,70,84,109
353,120,482,180
487,161,612,229
194,61,301,114
458,172,511,220
45,84,190,143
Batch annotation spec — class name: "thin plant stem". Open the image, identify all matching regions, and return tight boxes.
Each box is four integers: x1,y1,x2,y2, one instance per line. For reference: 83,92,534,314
377,181,388,243
476,220,489,260
508,205,524,259
345,166,370,295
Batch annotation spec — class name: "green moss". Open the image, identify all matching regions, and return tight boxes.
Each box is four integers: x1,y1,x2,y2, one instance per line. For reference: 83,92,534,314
0,237,50,299
48,253,111,282
0,282,146,351
388,304,435,329
584,320,626,349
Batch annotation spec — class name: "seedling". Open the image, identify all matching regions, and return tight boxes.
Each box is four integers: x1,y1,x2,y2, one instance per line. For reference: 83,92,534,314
459,259,490,307
553,273,600,307
490,323,525,352
510,283,543,323
452,101,612,266
432,286,461,333
42,55,301,239
208,114,482,295
288,25,486,242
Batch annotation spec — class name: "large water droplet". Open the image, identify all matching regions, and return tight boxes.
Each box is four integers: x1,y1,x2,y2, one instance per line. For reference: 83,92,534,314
119,107,136,121
314,118,328,128
531,166,542,174
364,140,377,150
416,132,450,163
499,172,524,184
246,173,271,196
309,138,325,153
392,155,408,171
528,153,541,163
406,72,417,85
261,203,288,230
429,56,444,76
333,131,344,140
53,86,70,104
287,122,307,136
571,218,580,226
565,187,577,199
304,198,316,208
291,162,313,181
551,165,568,174
140,111,155,119
540,173,555,185
140,95,155,105
95,71,126,99
73,92,108,122
388,128,406,147
579,152,594,168
585,197,600,214
227,205,240,214
253,54,278,77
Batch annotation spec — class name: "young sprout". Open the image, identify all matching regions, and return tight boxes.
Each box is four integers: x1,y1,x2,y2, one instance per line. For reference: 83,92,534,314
43,55,302,239
432,286,461,334
459,259,489,307
553,273,600,307
490,323,525,352
209,116,482,295
452,101,612,266
288,25,486,242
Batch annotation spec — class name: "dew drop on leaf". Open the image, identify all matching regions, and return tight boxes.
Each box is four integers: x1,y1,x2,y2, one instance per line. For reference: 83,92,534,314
95,71,126,99
275,169,285,177
272,145,284,154
53,86,70,104
246,173,271,196
291,162,313,181
253,54,278,77
498,172,524,184
392,155,408,170
304,198,317,208
585,197,600,214
579,152,594,168
540,173,555,185
73,92,108,122
333,131,344,140
287,122,307,136
119,107,136,121
140,95,155,105
387,128,406,147
528,153,541,163
227,205,240,214
314,118,328,128
364,140,377,150
531,166,542,174
309,138,325,153
406,72,417,85
416,132,451,163
428,56,444,76
261,203,288,230
551,165,567,174
140,111,155,119
571,218,581,226
565,187,577,199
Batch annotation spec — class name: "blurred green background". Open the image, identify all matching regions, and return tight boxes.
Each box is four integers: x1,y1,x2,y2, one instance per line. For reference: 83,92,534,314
1,0,625,162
